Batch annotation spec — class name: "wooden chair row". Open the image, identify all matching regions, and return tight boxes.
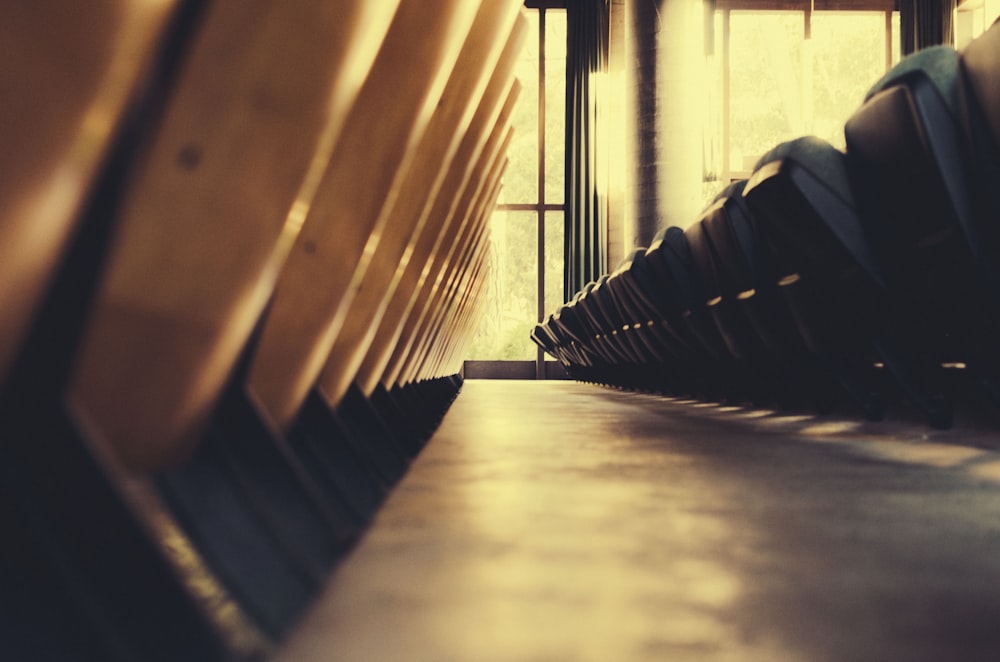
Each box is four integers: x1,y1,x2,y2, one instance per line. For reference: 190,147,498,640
535,20,1000,429
0,1,525,658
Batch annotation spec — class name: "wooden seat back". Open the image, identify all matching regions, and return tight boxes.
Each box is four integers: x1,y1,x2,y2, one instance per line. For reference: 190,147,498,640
0,3,177,389
310,8,527,413
396,137,512,385
354,82,523,396
70,0,403,471
844,44,1000,386
385,121,516,389
248,2,522,429
404,165,505,383
241,0,482,432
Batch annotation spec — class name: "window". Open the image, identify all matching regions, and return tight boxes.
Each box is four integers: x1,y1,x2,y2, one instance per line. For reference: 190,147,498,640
466,3,566,368
706,0,900,195
956,0,1000,48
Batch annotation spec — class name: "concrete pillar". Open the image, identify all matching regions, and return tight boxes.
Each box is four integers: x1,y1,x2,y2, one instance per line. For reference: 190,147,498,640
625,0,704,247
626,0,661,247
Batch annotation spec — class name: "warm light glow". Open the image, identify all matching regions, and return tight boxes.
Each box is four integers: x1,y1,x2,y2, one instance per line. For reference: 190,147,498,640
732,409,778,419
604,57,628,249
865,440,987,469
736,288,756,300
659,0,707,228
969,459,1000,482
802,25,814,137
800,421,862,436
756,414,816,426
778,273,801,286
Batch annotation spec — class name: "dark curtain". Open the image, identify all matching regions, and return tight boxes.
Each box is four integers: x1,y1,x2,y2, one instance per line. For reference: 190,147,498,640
564,0,610,300
900,0,957,55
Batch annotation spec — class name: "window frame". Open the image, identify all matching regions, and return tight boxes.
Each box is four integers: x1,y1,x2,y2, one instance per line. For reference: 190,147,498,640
465,0,568,378
714,0,898,183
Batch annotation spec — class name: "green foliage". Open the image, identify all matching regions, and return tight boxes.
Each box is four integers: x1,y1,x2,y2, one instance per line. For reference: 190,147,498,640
465,211,538,361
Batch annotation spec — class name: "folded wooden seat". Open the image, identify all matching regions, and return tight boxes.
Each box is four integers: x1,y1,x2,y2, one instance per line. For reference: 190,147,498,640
604,249,689,389
0,0,524,656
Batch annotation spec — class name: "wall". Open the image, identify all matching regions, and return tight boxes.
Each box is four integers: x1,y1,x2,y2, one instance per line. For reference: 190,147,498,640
622,0,706,250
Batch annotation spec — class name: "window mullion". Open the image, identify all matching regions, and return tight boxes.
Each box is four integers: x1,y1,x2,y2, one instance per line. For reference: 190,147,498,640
536,7,547,375
722,8,731,181
884,9,892,70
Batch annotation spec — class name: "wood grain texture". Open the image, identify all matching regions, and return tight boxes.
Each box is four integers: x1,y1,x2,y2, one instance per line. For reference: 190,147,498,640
0,1,175,388
313,6,526,412
421,229,491,380
71,0,401,471
382,144,508,387
406,166,502,382
384,124,513,388
393,132,512,387
434,172,506,378
404,157,507,384
244,0,482,432
355,80,524,397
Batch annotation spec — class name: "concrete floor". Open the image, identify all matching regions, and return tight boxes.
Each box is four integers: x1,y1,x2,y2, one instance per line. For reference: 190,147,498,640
279,380,1000,662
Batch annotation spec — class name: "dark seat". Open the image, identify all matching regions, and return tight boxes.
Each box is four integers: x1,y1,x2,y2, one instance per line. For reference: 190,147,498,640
552,289,616,383
571,279,633,385
743,136,933,423
694,181,837,410
595,272,654,379
643,226,735,401
605,249,691,391
686,210,777,403
844,43,1000,409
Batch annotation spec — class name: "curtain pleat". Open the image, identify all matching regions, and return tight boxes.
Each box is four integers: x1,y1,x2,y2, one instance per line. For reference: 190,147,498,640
900,0,957,55
564,0,609,300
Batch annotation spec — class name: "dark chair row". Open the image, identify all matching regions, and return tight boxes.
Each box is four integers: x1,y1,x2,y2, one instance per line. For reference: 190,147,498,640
534,21,1000,430
0,2,524,660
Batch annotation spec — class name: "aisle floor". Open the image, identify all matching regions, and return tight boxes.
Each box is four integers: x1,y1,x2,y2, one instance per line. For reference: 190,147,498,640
279,380,1000,661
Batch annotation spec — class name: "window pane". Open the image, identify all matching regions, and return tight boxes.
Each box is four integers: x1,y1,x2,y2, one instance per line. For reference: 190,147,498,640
545,9,566,205
729,11,804,174
810,12,885,150
465,210,538,360
497,11,539,205
544,210,565,313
